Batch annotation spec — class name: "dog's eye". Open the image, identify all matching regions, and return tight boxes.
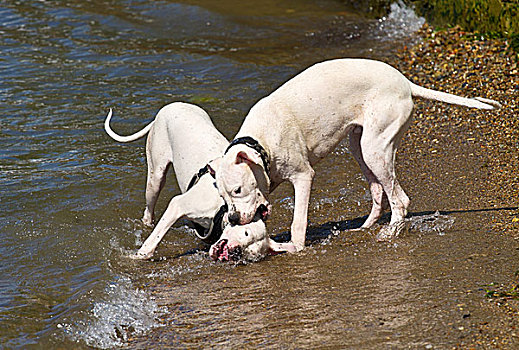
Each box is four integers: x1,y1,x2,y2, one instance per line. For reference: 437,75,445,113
244,230,249,237
233,187,241,195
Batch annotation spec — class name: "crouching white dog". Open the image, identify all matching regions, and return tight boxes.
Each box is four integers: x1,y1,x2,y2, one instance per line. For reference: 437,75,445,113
215,58,501,251
105,102,293,261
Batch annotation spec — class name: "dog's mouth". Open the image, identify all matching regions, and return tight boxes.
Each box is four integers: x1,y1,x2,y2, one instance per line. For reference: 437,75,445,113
210,239,229,261
256,204,270,221
210,239,243,262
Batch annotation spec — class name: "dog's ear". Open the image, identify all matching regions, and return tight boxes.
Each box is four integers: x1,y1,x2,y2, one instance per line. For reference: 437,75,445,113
236,150,262,167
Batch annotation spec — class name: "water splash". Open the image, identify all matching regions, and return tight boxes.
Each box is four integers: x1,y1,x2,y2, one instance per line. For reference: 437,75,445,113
279,196,295,211
62,276,166,349
408,211,455,236
377,1,425,40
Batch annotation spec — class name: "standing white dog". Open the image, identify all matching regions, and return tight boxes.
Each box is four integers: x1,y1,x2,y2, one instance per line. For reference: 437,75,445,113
215,58,501,251
105,102,292,261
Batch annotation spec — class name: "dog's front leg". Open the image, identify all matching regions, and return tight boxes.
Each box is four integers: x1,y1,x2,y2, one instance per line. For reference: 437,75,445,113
289,171,314,252
131,195,185,259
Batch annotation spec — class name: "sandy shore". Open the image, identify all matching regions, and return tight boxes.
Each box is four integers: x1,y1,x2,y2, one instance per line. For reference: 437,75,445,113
394,25,518,235
391,25,519,348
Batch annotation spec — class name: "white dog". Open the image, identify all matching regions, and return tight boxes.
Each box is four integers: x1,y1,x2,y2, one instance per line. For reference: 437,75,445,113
215,58,501,251
104,102,292,261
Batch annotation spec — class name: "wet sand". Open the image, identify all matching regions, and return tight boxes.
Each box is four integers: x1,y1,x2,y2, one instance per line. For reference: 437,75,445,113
392,26,519,348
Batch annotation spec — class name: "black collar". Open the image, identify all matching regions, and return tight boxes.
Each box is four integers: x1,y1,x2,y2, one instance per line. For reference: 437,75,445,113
186,164,227,244
188,204,227,244
225,136,270,176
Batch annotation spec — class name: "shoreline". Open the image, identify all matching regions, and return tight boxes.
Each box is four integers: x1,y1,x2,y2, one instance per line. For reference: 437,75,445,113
393,24,518,234
390,25,519,348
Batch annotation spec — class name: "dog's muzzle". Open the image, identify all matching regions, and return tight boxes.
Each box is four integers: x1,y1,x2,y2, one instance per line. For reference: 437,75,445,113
228,246,243,261
210,239,229,261
227,203,270,226
228,212,241,226
210,239,243,262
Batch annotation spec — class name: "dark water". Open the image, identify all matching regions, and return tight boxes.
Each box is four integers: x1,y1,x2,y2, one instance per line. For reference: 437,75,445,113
5,1,516,349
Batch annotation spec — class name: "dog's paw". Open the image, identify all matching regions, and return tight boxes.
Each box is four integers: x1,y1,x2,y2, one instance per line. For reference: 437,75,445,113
376,221,407,242
141,210,154,227
292,242,305,253
128,250,154,260
141,218,154,227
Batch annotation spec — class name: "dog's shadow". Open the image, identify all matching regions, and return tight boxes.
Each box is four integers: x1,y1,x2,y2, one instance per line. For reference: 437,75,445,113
272,206,519,246
157,206,518,260
271,215,366,245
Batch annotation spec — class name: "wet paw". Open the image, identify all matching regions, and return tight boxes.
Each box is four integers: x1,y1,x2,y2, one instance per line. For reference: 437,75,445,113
292,242,305,253
283,242,299,254
141,210,154,227
128,250,154,260
141,218,154,227
376,221,407,242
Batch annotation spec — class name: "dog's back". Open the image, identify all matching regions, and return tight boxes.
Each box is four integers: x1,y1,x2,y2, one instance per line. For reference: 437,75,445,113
148,102,228,191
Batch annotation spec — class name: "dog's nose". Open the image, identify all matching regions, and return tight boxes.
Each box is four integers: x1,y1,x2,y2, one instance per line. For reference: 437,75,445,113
228,212,240,225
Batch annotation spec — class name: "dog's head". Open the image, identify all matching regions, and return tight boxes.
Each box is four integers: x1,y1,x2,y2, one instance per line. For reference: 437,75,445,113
209,218,269,262
209,218,297,262
215,145,270,225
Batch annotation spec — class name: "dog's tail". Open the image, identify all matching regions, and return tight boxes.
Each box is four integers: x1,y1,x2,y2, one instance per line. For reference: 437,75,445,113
409,82,502,110
104,108,154,142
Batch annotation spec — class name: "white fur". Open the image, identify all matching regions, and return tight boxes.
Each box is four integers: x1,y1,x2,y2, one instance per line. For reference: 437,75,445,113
215,58,501,250
105,102,289,260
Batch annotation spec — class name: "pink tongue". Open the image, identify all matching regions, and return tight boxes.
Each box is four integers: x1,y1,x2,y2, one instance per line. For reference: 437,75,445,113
218,244,229,261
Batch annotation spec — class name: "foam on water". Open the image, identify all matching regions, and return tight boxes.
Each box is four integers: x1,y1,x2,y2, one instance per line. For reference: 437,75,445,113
407,211,456,235
61,276,167,349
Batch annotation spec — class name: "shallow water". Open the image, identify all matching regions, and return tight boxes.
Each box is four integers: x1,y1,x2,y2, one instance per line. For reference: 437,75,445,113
124,212,519,349
4,1,516,348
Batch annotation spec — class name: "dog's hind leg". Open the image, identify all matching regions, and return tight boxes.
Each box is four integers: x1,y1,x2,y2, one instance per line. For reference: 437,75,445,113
360,109,411,240
142,135,172,226
348,126,389,228
142,164,170,226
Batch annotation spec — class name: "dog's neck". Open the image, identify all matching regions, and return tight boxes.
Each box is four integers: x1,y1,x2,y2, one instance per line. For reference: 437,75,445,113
225,136,270,177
